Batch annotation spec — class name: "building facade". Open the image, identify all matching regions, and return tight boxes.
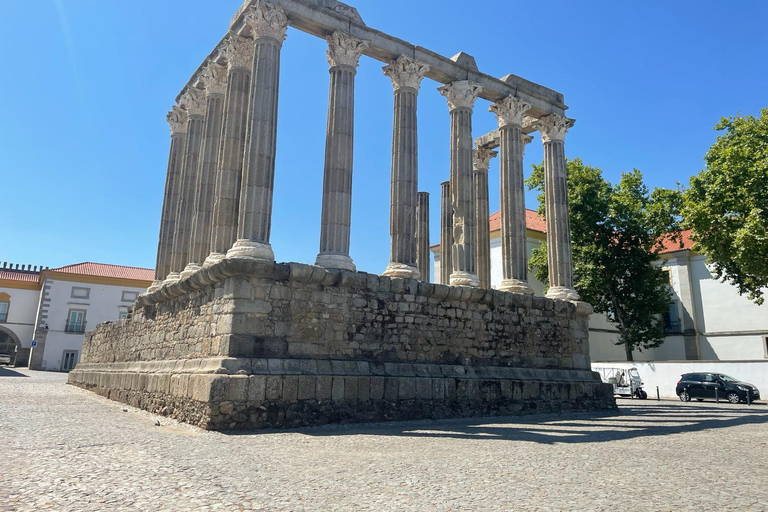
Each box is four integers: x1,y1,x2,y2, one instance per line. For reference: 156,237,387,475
433,216,768,362
0,262,153,371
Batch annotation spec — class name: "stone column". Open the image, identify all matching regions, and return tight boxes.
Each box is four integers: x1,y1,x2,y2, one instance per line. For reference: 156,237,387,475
415,191,430,282
439,180,452,285
438,81,482,287
226,3,288,261
315,31,369,271
490,96,534,294
166,88,206,284
531,113,579,301
472,147,496,289
382,55,430,279
150,105,187,291
206,34,255,267
183,62,228,278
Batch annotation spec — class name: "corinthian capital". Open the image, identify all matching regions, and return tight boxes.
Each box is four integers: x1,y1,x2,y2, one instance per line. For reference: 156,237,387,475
521,133,534,149
181,87,206,116
382,55,430,92
200,62,227,96
221,33,254,71
530,113,575,143
438,81,482,111
473,147,498,173
243,1,288,44
167,105,188,135
489,96,532,128
326,31,369,69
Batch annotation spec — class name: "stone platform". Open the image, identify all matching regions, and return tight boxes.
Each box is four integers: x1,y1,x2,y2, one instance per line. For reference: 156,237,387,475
68,259,615,430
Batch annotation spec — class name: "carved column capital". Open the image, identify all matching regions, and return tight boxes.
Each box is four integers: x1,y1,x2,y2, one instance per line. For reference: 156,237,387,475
221,33,254,71
489,95,532,128
181,88,206,117
243,1,288,44
382,55,430,92
530,113,575,143
200,62,228,96
326,31,369,69
521,133,534,151
438,80,482,111
167,105,188,135
473,147,498,173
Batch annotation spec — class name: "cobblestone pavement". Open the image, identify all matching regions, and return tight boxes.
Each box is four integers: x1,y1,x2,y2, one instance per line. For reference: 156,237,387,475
2,368,767,511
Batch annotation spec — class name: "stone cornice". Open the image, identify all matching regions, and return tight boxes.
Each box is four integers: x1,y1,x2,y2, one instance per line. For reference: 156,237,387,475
489,96,532,129
221,33,254,71
473,147,498,173
382,55,430,92
529,113,575,143
438,81,482,111
167,105,188,135
326,31,369,69
200,62,228,96
243,1,288,44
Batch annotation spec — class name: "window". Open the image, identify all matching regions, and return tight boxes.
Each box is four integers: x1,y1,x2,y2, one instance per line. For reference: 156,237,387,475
662,302,680,334
118,311,129,320
661,268,672,285
121,291,139,303
0,301,8,323
764,337,768,359
71,287,90,299
61,350,78,372
66,310,86,333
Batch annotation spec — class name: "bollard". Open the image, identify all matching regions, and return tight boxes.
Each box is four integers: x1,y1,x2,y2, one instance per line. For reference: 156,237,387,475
715,387,719,403
656,386,660,401
747,388,751,406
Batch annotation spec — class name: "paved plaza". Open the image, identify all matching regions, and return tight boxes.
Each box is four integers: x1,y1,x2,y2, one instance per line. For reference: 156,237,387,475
2,368,767,511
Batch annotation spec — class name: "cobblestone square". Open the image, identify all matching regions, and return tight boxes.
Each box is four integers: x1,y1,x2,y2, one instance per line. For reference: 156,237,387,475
3,368,767,511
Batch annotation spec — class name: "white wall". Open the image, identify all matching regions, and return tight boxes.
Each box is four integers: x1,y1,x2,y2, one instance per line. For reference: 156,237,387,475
593,361,768,399
0,285,40,349
38,278,145,371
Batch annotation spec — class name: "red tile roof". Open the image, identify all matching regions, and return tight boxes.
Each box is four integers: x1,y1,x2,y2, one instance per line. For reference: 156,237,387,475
49,262,154,282
489,209,547,234
658,229,695,255
0,270,40,283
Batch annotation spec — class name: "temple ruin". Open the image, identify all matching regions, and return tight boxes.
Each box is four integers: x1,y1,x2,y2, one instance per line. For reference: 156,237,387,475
68,0,615,429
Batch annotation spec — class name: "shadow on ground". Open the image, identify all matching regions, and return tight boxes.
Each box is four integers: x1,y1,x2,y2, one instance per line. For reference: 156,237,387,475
225,403,768,445
0,367,29,378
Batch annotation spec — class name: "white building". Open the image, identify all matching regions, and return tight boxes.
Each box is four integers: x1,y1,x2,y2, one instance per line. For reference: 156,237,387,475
432,211,768,362
0,262,153,371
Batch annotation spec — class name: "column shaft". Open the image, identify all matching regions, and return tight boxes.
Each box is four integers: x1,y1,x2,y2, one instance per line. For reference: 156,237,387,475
208,67,252,264
439,180,452,285
449,108,477,286
543,139,576,295
473,166,491,289
186,93,226,274
415,192,430,282
153,124,185,287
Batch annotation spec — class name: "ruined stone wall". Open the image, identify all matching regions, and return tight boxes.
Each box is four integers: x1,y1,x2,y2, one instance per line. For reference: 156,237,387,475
81,260,591,370
70,259,614,430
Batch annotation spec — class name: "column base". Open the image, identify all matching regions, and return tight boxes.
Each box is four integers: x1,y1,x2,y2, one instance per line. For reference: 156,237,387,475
546,286,581,301
147,280,163,293
450,271,480,287
163,272,181,285
499,279,534,295
382,262,420,280
315,253,356,272
203,252,226,268
226,239,275,262
180,262,202,280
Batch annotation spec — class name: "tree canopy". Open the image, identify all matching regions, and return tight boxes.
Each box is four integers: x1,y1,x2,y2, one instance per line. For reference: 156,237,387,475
527,159,682,360
682,108,768,305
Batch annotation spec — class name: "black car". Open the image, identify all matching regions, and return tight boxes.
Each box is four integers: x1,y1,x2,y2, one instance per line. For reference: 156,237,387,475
677,373,760,403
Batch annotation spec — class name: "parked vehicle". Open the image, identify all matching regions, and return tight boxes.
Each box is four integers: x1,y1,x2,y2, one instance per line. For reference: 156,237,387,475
676,373,761,403
595,367,648,399
0,353,12,366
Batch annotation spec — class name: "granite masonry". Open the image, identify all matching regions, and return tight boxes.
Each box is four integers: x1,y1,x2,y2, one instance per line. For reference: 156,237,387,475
68,0,615,429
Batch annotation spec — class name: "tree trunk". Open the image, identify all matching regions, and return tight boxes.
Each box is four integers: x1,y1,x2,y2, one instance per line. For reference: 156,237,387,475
624,342,634,361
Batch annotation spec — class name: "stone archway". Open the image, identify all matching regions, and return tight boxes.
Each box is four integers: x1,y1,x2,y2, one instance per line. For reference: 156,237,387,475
0,325,22,366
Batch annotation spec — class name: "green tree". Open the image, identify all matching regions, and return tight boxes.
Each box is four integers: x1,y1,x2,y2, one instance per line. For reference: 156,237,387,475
682,108,768,305
527,159,682,361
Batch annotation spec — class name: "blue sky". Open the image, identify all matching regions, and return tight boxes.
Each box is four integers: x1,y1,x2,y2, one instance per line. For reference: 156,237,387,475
1,0,766,274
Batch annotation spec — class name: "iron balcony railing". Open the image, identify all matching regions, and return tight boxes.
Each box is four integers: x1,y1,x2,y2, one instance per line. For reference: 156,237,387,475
65,320,87,333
